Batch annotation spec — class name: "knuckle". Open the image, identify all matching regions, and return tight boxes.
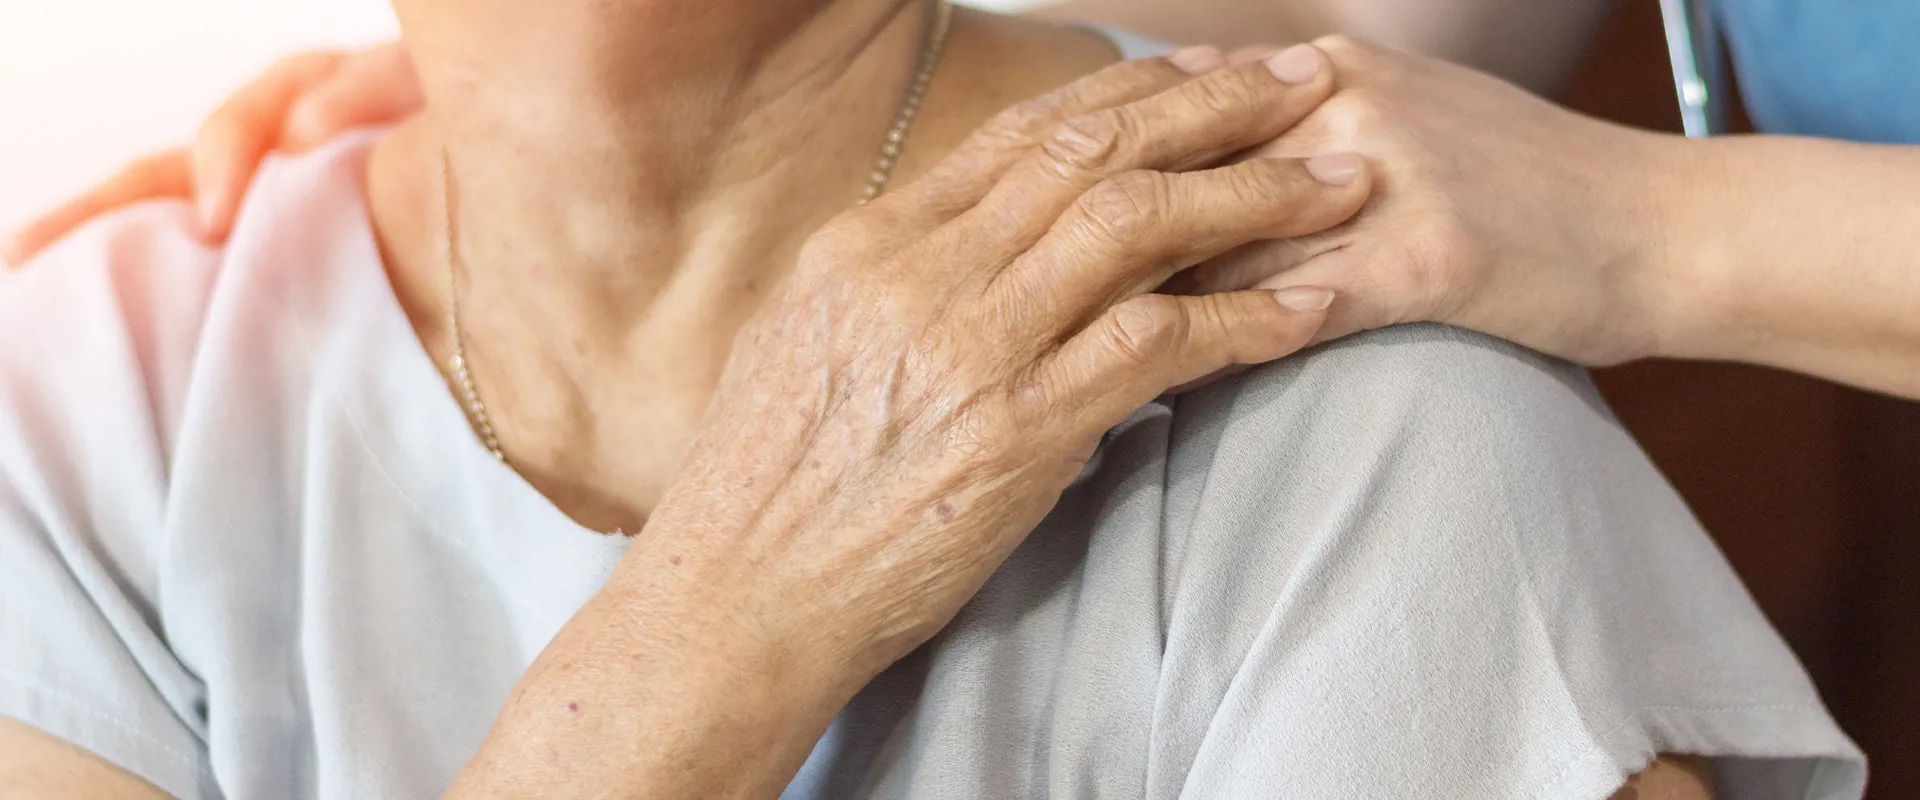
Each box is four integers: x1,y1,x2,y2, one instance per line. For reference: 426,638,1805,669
980,285,1039,347
1399,215,1480,313
1414,215,1479,278
1068,57,1183,104
1040,108,1133,176
1230,158,1306,206
1104,295,1186,364
974,95,1059,150
289,97,345,137
1226,165,1322,230
1185,69,1264,118
799,206,930,285
1075,170,1169,248
300,92,348,123
1321,89,1387,133
1190,296,1242,350
1198,291,1244,331
861,282,925,327
1425,212,1477,253
799,215,875,267
978,54,1175,151
1111,54,1188,84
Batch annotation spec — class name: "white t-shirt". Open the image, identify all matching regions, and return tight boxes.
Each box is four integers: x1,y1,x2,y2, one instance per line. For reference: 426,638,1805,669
0,132,1866,799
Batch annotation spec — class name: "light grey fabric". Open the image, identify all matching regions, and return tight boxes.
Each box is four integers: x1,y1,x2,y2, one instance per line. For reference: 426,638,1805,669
0,133,1864,800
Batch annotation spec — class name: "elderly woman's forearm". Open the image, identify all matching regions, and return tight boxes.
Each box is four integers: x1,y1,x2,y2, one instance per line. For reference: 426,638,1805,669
1030,0,1609,93
1650,136,1920,399
444,570,856,800
439,48,1375,797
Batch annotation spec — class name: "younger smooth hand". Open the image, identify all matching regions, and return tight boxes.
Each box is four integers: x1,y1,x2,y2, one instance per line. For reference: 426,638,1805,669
2,43,421,267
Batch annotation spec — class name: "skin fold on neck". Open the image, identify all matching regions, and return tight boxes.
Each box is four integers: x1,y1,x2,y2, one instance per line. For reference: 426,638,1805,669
365,0,1123,534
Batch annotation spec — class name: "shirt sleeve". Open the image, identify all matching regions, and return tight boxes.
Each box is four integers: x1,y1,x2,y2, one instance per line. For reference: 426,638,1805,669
1152,324,1866,800
0,203,222,798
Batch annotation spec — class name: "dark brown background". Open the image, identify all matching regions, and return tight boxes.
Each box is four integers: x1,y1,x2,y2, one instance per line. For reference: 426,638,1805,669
1552,2,1920,796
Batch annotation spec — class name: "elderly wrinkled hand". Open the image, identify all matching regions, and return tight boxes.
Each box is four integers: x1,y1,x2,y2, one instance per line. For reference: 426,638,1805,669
614,47,1370,681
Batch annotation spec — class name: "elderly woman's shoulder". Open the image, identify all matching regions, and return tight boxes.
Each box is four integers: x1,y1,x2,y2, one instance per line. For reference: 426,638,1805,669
1022,322,1862,797
1153,320,1684,595
1172,322,1623,474
0,196,219,443
1252,321,1605,418
0,131,387,474
1,130,385,352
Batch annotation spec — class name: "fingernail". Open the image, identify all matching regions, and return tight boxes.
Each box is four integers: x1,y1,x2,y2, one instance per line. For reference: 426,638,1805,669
1267,44,1323,84
1166,46,1225,74
0,233,22,268
1273,286,1336,312
1306,152,1364,185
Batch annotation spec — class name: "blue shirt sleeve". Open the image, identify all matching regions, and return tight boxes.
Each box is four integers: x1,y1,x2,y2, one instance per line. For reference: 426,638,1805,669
1717,0,1920,143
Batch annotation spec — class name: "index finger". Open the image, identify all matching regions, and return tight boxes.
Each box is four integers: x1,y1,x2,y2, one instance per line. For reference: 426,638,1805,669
975,44,1336,241
882,50,1216,220
2,149,192,268
947,44,1338,279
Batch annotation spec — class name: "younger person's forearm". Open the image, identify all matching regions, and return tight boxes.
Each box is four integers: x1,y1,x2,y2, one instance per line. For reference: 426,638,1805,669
1652,136,1920,399
1031,0,1322,53
1030,0,1608,94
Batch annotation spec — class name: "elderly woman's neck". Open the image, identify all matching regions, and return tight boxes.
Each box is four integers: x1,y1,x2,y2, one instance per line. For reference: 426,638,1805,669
364,2,1119,531
390,0,937,298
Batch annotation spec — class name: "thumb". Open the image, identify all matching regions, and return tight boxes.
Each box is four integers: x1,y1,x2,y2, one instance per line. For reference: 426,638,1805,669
190,53,344,240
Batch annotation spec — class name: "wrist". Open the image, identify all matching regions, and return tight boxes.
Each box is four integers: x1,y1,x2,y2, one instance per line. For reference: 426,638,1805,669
1626,133,1743,363
451,569,861,799
600,547,878,709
